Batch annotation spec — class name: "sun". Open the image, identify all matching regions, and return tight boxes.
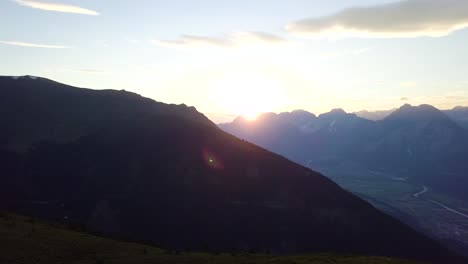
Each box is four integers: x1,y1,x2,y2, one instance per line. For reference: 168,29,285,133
236,99,265,121
209,71,285,121
242,111,259,121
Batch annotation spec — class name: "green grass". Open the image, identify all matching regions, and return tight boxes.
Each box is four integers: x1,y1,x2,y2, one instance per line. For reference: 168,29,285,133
0,212,421,264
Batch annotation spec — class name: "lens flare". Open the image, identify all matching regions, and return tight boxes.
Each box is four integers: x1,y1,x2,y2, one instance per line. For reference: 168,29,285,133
202,148,224,170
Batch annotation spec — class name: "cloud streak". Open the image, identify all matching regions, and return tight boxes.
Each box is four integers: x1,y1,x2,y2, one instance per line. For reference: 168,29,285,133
286,0,468,39
155,35,230,48
0,40,70,48
154,32,287,49
12,0,99,15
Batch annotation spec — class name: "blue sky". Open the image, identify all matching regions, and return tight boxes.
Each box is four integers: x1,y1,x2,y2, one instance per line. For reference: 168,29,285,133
1,0,468,122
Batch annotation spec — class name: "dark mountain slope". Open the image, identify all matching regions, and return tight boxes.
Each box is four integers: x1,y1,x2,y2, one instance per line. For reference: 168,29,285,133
0,75,212,151
0,77,463,263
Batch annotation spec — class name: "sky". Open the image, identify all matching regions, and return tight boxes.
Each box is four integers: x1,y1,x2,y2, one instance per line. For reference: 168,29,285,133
1,0,468,123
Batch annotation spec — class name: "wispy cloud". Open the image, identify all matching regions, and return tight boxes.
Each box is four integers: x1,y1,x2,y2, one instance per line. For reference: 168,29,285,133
0,40,70,48
12,0,99,15
153,32,287,49
286,0,468,39
233,32,287,45
154,35,229,48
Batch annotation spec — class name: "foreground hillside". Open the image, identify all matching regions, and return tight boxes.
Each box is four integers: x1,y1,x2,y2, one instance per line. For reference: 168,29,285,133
0,213,421,264
0,76,463,263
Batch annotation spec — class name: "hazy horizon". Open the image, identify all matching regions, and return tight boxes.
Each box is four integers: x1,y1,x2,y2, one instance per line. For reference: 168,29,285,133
3,74,468,123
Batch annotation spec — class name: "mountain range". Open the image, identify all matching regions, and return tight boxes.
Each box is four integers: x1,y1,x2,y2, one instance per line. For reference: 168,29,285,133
355,106,468,129
0,76,464,263
220,104,468,200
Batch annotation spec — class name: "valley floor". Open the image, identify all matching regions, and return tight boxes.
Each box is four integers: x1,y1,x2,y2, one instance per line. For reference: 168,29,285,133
0,213,421,264
318,168,468,256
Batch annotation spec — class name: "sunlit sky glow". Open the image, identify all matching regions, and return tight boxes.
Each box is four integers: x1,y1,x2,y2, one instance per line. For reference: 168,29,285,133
1,0,468,122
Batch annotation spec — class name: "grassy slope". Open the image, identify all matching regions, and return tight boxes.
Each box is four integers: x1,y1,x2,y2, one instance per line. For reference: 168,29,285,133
0,213,422,264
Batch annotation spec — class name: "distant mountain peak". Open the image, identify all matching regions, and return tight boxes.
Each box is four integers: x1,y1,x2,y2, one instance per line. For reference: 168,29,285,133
330,108,347,114
290,109,316,116
402,104,439,112
385,104,449,122
318,108,348,119
278,110,317,121
418,104,439,110
452,106,468,111
400,103,412,109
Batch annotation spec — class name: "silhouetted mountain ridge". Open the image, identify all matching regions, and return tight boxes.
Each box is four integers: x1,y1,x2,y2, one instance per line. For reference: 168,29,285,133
0,75,213,151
